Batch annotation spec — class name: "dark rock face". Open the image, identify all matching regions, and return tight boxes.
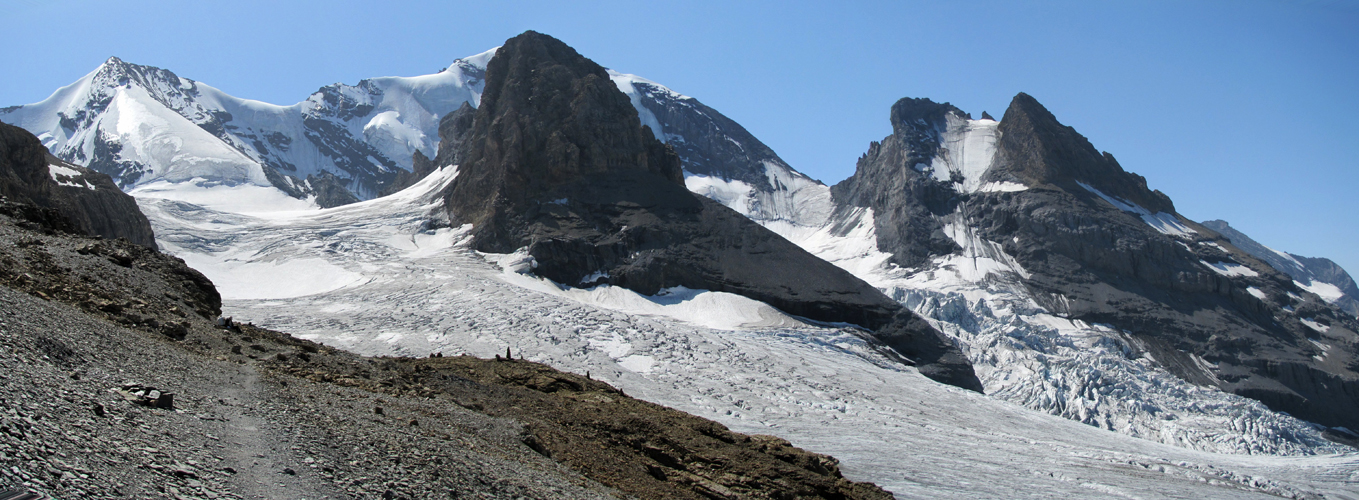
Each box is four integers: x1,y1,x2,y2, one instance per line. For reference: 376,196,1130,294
304,171,361,209
1201,219,1359,317
831,93,1359,430
441,31,980,391
0,121,157,248
444,31,684,251
985,93,1174,213
830,98,966,269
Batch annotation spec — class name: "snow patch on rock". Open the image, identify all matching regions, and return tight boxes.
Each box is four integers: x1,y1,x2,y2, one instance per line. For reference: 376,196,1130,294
1077,181,1195,237
1296,279,1345,304
930,116,1004,193
1201,260,1260,278
47,163,97,190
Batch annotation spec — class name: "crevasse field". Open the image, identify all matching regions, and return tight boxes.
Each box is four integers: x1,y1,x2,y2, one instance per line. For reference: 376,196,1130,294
133,167,1359,499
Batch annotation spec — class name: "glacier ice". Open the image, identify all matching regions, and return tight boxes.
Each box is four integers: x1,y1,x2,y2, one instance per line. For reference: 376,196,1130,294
132,169,1359,498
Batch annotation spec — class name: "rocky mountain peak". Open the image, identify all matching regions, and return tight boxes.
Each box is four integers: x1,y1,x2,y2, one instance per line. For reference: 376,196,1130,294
92,57,185,93
439,31,980,392
888,97,966,137
444,30,682,252
95,56,134,77
100,55,127,70
992,92,1174,213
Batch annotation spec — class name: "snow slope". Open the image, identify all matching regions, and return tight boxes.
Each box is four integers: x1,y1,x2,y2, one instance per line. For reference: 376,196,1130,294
610,70,833,227
2,52,492,199
136,166,1359,499
0,63,268,187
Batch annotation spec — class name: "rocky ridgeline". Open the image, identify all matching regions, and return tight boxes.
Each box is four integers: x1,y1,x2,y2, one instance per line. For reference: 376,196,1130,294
1201,219,1359,318
440,31,981,392
829,92,1359,433
0,200,891,499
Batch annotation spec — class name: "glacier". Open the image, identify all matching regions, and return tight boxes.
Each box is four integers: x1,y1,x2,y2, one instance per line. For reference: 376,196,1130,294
134,159,1359,498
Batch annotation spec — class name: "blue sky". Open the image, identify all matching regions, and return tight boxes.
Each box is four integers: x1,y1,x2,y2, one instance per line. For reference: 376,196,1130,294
2,0,1357,274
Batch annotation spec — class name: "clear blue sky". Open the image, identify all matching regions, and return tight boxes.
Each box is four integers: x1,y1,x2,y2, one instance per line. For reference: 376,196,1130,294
2,0,1357,274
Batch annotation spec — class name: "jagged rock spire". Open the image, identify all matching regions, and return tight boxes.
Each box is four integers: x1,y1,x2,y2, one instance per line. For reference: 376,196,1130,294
992,92,1174,213
444,30,681,252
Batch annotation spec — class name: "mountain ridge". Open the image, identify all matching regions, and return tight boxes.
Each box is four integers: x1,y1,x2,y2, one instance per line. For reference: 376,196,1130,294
7,31,1356,457
820,92,1359,434
0,51,492,205
1201,219,1359,318
439,31,981,392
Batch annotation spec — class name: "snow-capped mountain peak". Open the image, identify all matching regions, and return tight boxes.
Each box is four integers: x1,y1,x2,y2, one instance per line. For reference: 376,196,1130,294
2,51,493,205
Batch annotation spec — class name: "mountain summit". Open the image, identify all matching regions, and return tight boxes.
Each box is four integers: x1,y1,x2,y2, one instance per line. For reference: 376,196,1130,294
444,30,684,251
1,51,491,205
441,31,982,391
826,92,1359,433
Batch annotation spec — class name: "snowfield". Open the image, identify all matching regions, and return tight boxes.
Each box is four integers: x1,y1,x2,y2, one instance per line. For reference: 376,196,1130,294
137,168,1359,499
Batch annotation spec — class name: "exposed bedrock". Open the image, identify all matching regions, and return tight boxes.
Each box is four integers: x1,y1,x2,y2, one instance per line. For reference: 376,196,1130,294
439,31,981,391
830,92,1359,429
0,121,157,248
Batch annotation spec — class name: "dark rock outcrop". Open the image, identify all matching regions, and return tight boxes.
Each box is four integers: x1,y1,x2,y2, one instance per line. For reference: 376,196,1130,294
830,93,1359,430
830,98,967,269
304,170,361,208
0,121,157,248
441,31,980,391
